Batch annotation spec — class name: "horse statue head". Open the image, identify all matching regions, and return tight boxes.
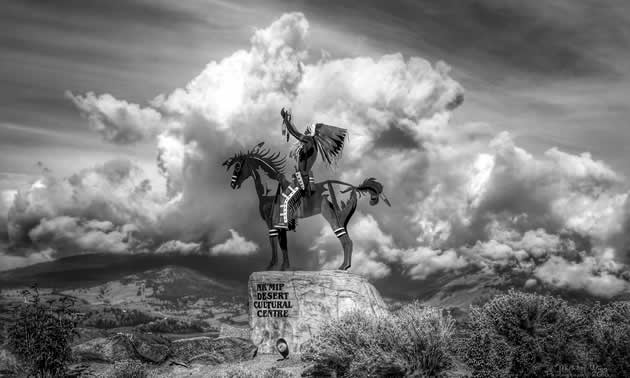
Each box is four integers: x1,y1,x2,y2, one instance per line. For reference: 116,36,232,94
222,142,286,189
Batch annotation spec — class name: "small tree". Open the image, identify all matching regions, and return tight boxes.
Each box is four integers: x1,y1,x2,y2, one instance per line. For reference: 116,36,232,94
7,284,81,377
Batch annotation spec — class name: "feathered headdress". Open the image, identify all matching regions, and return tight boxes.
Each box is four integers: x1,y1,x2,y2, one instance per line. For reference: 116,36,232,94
312,123,347,168
290,123,347,169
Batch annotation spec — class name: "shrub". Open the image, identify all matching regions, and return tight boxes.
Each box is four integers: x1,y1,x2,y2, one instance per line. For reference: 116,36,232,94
302,302,455,377
6,284,81,377
458,289,597,377
106,359,148,378
589,301,630,377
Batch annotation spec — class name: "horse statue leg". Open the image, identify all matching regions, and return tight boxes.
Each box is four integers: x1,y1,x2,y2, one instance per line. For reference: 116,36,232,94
279,229,290,271
265,200,280,270
321,197,354,270
266,226,279,270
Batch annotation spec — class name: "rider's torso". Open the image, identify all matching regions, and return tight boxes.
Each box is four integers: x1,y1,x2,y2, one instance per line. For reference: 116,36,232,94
298,138,317,173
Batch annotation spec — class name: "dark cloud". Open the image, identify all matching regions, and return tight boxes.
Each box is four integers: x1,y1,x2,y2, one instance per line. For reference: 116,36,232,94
373,123,422,150
4,0,208,30
285,0,630,78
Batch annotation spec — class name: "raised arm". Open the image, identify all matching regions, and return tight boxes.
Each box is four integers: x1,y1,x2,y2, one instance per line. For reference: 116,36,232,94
280,108,309,143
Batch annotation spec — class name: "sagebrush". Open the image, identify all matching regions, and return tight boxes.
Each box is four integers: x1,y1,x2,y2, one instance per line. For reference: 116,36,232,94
302,302,455,377
456,289,621,378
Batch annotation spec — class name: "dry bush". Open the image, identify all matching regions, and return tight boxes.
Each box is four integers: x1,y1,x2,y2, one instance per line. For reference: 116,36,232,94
589,301,630,377
302,302,455,377
457,289,598,377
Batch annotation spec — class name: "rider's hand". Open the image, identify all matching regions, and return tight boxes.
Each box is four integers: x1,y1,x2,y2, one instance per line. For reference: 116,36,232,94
281,107,291,122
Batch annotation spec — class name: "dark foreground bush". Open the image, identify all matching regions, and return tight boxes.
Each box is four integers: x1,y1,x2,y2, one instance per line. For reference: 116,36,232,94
302,302,455,377
457,289,599,378
6,284,81,377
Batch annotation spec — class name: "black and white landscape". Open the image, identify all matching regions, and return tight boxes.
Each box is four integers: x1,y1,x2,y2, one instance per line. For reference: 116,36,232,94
1,1,629,377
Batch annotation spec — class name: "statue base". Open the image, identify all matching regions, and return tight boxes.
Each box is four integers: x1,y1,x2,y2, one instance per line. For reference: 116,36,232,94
248,270,388,354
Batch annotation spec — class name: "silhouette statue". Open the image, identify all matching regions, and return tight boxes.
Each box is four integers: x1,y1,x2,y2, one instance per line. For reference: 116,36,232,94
222,109,390,271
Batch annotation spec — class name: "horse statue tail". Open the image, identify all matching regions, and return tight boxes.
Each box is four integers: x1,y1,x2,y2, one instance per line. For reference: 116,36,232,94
355,177,391,207
325,177,390,229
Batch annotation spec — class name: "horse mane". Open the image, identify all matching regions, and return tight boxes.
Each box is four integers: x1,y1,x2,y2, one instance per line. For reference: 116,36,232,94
249,149,285,177
241,143,286,179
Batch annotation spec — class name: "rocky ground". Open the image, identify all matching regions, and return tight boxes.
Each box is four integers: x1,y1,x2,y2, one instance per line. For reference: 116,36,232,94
0,266,264,377
123,354,308,378
0,265,474,377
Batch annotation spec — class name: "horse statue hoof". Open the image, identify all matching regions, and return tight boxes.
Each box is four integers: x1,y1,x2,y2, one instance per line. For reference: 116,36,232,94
280,263,290,271
337,263,351,270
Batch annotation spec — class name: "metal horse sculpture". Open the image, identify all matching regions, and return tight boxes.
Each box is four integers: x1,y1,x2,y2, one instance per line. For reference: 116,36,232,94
223,142,390,271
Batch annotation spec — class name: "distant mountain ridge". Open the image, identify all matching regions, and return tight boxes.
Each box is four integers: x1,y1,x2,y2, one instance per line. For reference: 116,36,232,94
0,253,626,313
0,253,251,292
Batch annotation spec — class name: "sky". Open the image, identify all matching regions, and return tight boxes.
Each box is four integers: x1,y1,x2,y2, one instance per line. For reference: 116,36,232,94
1,0,630,298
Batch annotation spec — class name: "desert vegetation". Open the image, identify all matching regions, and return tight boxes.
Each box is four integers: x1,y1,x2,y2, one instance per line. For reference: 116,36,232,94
3,282,629,377
303,290,630,378
106,359,151,378
5,285,81,377
136,317,216,334
81,307,157,329
589,301,630,377
302,302,456,377
217,366,292,378
456,289,629,377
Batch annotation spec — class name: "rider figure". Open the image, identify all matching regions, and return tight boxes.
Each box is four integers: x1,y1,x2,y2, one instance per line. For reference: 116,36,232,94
274,108,347,230
284,108,316,196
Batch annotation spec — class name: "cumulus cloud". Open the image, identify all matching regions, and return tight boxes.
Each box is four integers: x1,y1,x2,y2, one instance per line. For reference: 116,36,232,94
66,91,164,144
0,12,626,297
535,255,629,298
314,213,467,280
210,229,259,256
314,214,392,279
155,240,201,255
6,159,165,247
1,159,183,266
28,216,135,254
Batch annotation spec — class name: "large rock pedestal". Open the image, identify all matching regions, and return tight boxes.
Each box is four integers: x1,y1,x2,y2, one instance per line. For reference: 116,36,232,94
249,270,388,355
